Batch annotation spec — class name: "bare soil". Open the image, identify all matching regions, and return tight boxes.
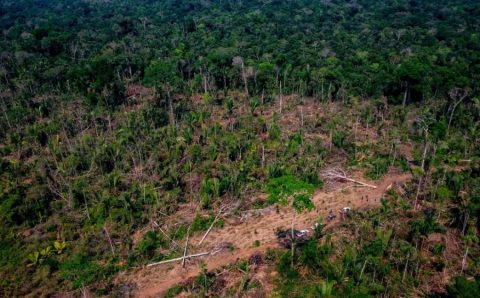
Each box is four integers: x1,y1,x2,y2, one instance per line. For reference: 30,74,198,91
115,171,412,297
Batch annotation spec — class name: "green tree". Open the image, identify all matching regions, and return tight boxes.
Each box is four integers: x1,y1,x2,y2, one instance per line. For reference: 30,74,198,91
143,59,181,125
267,175,314,265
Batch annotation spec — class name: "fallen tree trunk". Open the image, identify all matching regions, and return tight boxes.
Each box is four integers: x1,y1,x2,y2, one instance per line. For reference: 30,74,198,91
146,247,224,268
321,168,377,189
198,215,219,246
198,204,236,245
340,176,377,188
146,251,211,268
153,223,184,251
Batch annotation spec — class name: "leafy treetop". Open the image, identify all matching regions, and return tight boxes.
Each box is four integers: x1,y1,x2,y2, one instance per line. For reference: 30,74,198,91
267,175,314,213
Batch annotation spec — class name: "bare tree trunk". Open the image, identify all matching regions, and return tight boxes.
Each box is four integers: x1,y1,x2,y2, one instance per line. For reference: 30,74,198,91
80,284,87,298
354,115,359,159
182,226,191,268
242,68,249,97
462,212,469,236
327,82,332,101
461,246,469,273
261,145,265,168
402,253,410,282
391,142,397,168
291,211,296,267
359,259,368,282
421,142,429,172
321,80,324,101
447,88,469,134
103,226,115,257
203,75,208,94
107,114,112,132
189,161,193,195
300,106,304,127
414,177,422,210
448,101,466,133
402,81,409,107
167,90,175,126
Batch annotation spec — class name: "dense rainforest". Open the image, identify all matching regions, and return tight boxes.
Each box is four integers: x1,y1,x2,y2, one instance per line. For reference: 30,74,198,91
1,0,480,297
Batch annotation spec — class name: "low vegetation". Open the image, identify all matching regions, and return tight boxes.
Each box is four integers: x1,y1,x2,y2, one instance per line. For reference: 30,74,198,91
0,0,479,296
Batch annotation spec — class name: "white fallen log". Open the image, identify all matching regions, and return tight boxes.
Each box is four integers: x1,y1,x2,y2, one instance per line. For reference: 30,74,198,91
146,251,211,268
155,225,183,250
198,204,236,245
321,168,377,189
146,248,224,268
198,215,219,246
342,177,376,188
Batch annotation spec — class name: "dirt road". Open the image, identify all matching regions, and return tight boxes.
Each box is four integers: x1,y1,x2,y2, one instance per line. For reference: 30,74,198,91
116,171,412,297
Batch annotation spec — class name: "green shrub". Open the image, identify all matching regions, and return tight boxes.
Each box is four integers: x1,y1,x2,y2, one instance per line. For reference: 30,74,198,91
165,285,183,298
137,231,166,258
59,254,105,289
447,276,480,298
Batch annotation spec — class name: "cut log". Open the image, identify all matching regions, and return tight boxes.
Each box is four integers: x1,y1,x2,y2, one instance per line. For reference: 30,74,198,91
146,251,211,268
198,215,219,246
321,168,377,189
146,247,224,268
154,224,183,250
340,176,377,189
198,205,234,245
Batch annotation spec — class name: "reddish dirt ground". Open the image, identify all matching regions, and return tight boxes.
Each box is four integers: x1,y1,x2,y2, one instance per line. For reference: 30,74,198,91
115,171,412,297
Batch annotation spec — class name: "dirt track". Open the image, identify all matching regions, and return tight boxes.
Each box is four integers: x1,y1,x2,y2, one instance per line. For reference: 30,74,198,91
116,171,412,297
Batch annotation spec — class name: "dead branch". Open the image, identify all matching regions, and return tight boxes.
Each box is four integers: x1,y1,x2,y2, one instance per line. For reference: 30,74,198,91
321,168,377,188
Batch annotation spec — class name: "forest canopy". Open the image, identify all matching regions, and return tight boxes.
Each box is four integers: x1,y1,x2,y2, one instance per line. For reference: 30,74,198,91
1,0,480,297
